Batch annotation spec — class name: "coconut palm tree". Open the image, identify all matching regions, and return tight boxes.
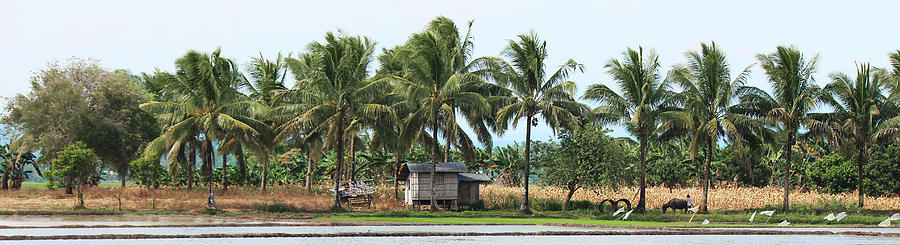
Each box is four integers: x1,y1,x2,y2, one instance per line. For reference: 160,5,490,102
737,46,824,212
142,48,269,209
493,31,586,213
245,53,289,190
274,32,394,208
583,47,673,213
393,17,496,210
816,63,900,208
664,42,765,213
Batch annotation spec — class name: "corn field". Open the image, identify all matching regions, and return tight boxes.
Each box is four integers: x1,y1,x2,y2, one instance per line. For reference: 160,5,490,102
481,185,900,211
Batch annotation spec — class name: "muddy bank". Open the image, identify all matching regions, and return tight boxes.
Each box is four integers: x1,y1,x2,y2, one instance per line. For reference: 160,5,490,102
3,229,899,241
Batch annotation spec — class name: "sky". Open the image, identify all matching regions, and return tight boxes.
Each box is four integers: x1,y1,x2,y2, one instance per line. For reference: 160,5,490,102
1,0,898,147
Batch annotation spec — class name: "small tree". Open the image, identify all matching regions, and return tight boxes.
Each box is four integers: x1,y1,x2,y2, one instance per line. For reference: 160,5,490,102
540,124,629,211
129,157,166,189
46,143,99,208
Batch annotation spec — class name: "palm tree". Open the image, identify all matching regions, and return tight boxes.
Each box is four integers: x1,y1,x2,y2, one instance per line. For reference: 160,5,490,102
493,31,586,213
393,17,495,210
142,48,269,209
245,53,289,190
583,47,673,213
816,63,900,208
665,42,763,213
274,32,394,208
738,46,823,212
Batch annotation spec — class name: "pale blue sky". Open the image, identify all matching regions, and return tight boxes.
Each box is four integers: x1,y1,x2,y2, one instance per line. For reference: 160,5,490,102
2,0,898,146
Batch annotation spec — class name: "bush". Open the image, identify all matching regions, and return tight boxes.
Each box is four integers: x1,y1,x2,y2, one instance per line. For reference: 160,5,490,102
533,199,562,211
806,154,856,193
568,200,595,210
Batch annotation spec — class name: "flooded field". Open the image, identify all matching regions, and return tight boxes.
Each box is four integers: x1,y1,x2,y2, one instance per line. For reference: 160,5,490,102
1,235,898,245
0,225,633,236
1,215,898,244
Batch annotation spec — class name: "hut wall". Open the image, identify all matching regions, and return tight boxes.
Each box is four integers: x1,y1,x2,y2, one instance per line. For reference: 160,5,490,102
457,182,481,205
406,172,458,202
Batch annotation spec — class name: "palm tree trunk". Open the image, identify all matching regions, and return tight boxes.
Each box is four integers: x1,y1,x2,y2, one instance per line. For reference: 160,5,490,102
393,154,401,201
221,154,228,192
857,134,866,209
203,139,216,209
444,140,451,162
333,113,345,208
637,129,647,213
430,109,439,211
349,137,355,182
187,146,196,190
306,150,313,192
260,157,269,191
237,145,246,186
782,129,795,213
701,138,712,213
521,114,533,213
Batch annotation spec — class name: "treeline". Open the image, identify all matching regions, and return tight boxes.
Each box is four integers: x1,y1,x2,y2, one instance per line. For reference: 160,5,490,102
2,16,899,213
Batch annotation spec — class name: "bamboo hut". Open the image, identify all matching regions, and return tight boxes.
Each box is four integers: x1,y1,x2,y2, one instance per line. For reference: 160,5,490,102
398,162,489,207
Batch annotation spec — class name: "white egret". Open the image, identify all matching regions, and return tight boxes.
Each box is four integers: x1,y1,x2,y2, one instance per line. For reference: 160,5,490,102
778,220,790,226
759,210,775,223
702,219,710,225
878,218,891,227
612,207,626,216
688,206,700,223
889,213,900,221
835,212,847,221
824,213,836,221
622,209,634,220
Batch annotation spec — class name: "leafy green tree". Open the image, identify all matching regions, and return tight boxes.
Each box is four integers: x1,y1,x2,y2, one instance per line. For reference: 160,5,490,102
493,31,586,213
806,154,856,194
583,47,673,212
129,157,166,189
816,63,900,208
738,46,823,212
46,143,99,208
539,124,629,211
3,58,158,188
275,32,394,208
866,143,900,196
142,48,269,209
665,42,763,212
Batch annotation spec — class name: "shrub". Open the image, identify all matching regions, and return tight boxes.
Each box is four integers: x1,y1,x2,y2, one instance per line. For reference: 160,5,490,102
806,154,855,193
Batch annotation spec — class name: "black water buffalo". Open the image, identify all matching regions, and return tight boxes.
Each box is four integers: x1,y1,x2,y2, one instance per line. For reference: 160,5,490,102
662,198,689,213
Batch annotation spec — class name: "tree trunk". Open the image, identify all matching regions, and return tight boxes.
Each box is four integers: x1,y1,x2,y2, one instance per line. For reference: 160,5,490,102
637,129,647,213
857,134,866,209
394,155,401,201
120,170,127,188
77,179,84,208
306,150,313,192
701,138,712,213
521,114,533,213
187,146,195,190
563,184,577,212
2,162,10,190
444,139,451,162
221,153,228,192
348,137,355,182
430,108,439,211
203,139,216,210
333,113,345,208
782,129,794,213
260,157,268,192
237,144,246,186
